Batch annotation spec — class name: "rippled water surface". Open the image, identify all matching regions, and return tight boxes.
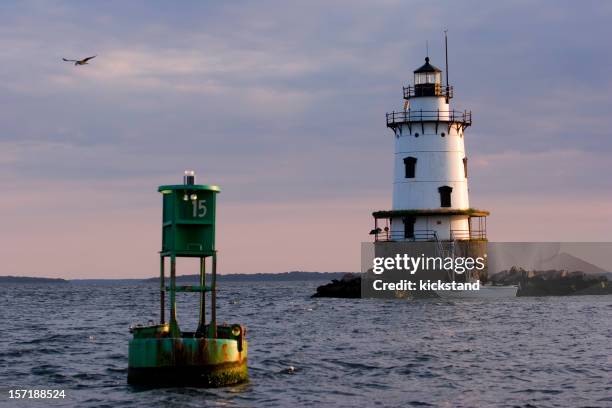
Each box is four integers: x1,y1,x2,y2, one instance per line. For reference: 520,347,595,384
1,281,611,407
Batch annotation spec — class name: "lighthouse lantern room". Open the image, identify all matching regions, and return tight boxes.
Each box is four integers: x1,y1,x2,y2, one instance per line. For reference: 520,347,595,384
372,54,488,242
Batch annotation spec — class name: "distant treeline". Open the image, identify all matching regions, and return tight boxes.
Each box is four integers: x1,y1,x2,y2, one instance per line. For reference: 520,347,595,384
146,271,350,283
1,271,352,284
0,276,68,284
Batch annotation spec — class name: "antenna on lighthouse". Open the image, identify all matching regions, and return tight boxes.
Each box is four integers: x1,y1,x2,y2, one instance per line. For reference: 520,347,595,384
444,29,450,103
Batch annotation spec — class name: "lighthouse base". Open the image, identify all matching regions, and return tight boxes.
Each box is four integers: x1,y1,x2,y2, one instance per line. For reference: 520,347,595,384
128,325,248,387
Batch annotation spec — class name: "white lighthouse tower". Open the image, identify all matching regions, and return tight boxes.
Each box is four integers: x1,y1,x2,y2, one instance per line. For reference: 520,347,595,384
372,54,488,242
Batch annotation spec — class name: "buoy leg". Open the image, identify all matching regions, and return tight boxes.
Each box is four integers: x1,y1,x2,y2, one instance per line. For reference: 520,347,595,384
197,256,206,333
160,255,165,324
169,254,180,337
210,252,217,338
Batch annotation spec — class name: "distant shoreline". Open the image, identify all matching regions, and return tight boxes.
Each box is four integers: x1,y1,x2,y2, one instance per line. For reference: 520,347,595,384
0,271,354,284
0,276,69,284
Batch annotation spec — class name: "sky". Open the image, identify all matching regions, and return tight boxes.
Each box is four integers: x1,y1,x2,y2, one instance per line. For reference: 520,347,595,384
1,0,612,278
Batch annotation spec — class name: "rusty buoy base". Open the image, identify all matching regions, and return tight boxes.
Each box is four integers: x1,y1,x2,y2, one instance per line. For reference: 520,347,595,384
127,360,248,387
128,324,248,387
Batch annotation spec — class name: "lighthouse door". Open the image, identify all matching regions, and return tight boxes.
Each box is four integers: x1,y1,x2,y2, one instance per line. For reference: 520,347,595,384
403,217,416,239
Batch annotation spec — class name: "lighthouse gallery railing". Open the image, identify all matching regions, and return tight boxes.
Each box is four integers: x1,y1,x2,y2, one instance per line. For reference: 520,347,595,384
403,85,453,99
386,109,472,128
375,228,486,242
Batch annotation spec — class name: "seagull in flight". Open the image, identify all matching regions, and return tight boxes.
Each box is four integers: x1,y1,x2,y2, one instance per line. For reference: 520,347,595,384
62,55,97,66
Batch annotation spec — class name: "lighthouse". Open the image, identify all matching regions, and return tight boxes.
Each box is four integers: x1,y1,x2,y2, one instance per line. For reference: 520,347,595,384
372,55,488,243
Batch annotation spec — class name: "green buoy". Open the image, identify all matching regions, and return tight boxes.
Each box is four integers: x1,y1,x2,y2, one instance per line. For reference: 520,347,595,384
127,171,248,387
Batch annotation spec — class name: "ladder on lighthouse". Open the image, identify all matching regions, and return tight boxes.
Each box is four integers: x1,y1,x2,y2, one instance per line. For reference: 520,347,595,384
434,235,458,282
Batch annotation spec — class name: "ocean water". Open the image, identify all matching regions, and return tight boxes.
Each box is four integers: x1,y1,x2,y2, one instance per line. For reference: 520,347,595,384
1,281,610,408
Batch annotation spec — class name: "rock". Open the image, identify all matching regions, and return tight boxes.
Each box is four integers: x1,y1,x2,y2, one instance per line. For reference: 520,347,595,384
312,273,361,298
489,268,612,296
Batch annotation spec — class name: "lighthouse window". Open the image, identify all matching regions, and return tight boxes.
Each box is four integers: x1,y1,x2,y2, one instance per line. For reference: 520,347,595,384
404,157,417,178
414,133,419,137
441,132,446,137
415,72,441,85
403,217,416,239
463,157,468,178
438,186,453,208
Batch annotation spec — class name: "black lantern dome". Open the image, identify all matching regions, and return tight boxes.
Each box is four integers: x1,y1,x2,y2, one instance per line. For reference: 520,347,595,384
411,57,446,97
414,57,442,86
414,57,442,74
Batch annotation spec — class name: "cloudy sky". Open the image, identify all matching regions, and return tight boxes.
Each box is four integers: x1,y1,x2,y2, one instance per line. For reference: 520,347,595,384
2,1,611,278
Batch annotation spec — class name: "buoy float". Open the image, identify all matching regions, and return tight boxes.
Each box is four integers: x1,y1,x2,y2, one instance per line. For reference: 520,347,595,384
127,171,248,387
